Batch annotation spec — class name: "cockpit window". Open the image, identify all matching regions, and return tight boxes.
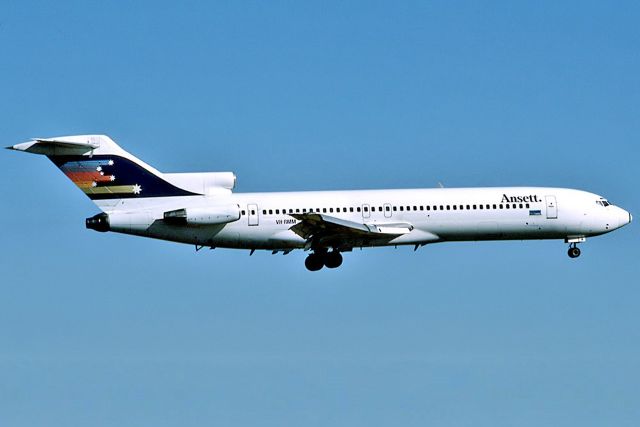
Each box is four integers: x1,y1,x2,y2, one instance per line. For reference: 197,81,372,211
597,199,611,207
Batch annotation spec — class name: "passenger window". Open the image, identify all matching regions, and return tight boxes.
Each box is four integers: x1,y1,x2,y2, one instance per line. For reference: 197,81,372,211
350,207,354,212
420,206,424,211
323,208,327,213
492,204,497,209
364,207,368,212
336,208,341,212
506,204,510,209
406,206,410,211
473,205,477,209
426,206,430,211
251,210,256,215
385,206,390,211
440,205,444,210
466,205,470,210
295,209,300,213
330,208,334,213
526,203,530,208
400,206,404,211
303,209,307,213
268,209,273,214
479,205,483,210
242,210,246,215
499,204,503,209
446,205,451,210
453,205,457,210
357,207,361,212
393,206,397,211
413,206,417,211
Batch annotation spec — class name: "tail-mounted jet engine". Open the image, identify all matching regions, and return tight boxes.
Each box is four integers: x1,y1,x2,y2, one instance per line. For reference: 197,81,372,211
163,205,241,225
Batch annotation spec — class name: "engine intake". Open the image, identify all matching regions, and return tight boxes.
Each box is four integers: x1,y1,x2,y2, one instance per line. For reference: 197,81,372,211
163,172,236,195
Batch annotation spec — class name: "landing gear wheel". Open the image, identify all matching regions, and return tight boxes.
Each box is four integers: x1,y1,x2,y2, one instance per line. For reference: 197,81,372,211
305,254,324,271
568,246,581,258
324,251,343,269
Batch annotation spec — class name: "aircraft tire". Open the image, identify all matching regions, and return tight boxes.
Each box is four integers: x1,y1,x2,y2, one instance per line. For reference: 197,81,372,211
305,254,324,271
568,247,581,258
324,251,343,269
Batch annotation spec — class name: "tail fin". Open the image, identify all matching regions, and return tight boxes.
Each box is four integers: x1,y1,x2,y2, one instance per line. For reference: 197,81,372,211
7,135,200,207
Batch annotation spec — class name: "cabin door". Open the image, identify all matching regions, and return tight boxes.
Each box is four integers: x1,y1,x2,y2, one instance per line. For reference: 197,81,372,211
545,196,558,219
248,204,259,226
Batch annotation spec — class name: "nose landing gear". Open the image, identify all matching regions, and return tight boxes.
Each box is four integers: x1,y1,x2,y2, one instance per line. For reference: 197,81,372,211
305,250,343,271
568,243,581,258
565,237,586,259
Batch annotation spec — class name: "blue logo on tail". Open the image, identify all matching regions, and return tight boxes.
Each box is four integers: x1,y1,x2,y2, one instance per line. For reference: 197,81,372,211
50,155,200,199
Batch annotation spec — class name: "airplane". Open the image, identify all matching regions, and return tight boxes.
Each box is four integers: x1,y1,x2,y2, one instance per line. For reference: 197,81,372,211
7,135,632,271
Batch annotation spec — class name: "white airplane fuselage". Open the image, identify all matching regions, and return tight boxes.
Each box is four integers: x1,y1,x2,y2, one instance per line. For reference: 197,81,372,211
8,135,632,270
99,187,630,250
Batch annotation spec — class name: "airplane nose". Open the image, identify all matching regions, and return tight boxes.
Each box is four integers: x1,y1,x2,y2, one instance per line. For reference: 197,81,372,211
618,208,632,228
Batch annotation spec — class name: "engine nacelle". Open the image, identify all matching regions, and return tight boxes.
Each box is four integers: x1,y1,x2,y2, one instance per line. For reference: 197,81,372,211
164,205,240,225
86,211,155,233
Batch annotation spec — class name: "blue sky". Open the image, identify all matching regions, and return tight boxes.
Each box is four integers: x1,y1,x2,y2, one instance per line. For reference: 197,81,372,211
1,1,639,426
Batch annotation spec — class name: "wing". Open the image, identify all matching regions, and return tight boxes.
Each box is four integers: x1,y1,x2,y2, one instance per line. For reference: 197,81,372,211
289,213,414,251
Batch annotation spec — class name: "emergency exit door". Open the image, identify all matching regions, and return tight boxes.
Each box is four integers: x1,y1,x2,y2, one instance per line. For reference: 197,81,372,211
383,203,392,218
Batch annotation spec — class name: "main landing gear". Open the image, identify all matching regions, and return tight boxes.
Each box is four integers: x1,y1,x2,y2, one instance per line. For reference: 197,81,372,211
567,243,581,258
305,251,343,271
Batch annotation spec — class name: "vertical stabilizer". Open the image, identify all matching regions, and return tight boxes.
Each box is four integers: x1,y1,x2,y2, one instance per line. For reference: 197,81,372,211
7,135,200,209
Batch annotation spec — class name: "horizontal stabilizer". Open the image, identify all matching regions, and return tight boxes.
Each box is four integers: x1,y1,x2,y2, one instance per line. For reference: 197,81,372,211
7,137,100,155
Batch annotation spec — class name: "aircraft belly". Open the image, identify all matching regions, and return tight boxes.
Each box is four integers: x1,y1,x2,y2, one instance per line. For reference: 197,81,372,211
136,220,303,250
432,219,570,241
143,221,228,246
389,229,440,245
